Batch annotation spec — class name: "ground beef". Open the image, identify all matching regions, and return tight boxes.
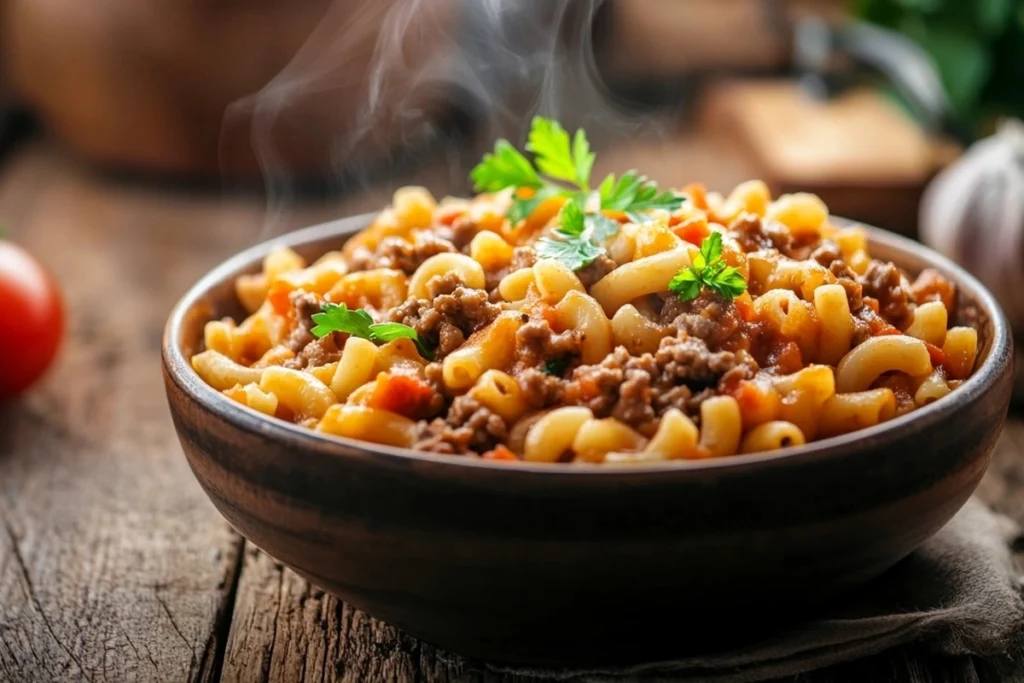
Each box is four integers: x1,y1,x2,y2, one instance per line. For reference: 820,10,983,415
810,241,841,267
614,363,657,427
280,291,345,368
284,291,320,354
450,216,480,251
346,246,378,273
862,260,912,328
660,292,745,351
344,232,457,274
286,335,342,370
805,241,867,312
375,234,456,274
426,271,463,298
563,349,630,419
850,306,881,347
518,368,565,410
413,395,508,455
516,319,581,368
388,280,501,358
561,335,755,429
509,246,537,271
728,214,793,255
654,335,750,385
909,268,956,315
829,261,864,311
576,254,617,288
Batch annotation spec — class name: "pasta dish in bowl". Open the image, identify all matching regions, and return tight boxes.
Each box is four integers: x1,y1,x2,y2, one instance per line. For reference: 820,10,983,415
162,118,1012,664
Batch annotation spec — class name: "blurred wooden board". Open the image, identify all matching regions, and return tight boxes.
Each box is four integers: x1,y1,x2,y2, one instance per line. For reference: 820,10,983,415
0,141,1020,683
702,80,963,234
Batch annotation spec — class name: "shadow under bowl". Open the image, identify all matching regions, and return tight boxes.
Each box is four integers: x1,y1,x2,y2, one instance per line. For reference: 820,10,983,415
162,214,1013,666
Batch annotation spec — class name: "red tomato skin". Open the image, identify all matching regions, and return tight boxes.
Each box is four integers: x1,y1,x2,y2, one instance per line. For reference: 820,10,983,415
0,242,64,397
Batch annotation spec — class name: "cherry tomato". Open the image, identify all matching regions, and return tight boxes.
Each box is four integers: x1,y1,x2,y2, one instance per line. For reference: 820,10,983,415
0,241,64,397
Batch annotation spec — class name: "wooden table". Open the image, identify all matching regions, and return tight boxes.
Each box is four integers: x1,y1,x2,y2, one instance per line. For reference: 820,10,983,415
1,140,1022,683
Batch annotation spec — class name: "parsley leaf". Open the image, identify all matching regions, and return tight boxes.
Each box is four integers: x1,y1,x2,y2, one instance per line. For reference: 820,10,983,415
470,117,683,226
526,117,595,191
599,170,685,218
668,232,747,302
311,303,435,360
470,139,543,193
535,202,621,271
598,172,645,210
535,234,606,272
588,213,621,242
557,200,586,237
311,303,374,340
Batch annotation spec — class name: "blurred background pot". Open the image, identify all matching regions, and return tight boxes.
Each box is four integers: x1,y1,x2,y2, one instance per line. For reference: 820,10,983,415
0,0,462,184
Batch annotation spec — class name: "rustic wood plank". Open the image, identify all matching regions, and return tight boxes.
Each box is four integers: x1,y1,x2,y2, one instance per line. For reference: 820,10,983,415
220,546,492,683
0,142,339,683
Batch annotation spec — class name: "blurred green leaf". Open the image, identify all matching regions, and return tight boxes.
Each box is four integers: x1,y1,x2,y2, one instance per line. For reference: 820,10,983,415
899,18,991,119
976,0,1014,35
850,0,905,25
851,0,1024,135
894,0,942,12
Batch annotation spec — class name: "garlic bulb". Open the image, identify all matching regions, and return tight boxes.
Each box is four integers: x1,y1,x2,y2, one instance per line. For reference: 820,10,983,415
919,119,1024,333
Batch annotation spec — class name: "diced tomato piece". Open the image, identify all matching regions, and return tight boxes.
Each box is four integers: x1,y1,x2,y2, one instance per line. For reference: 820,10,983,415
536,304,561,330
733,292,755,322
482,445,519,462
925,341,947,369
673,218,711,246
266,281,293,316
366,372,436,419
730,380,759,407
683,183,708,210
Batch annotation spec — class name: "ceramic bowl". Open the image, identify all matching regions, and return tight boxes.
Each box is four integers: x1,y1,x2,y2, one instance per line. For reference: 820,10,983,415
162,214,1013,665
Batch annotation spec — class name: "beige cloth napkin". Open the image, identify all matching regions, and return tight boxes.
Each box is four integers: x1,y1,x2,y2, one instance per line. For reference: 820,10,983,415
480,498,1023,682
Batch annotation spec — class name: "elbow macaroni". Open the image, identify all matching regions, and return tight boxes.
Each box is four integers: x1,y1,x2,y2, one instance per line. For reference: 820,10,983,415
194,178,982,464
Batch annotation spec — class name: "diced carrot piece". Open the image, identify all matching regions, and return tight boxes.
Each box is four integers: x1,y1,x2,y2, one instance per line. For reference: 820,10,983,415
673,217,711,246
733,292,755,322
538,304,561,330
366,372,436,419
864,297,880,314
482,445,518,462
925,341,948,369
683,183,708,210
266,281,293,316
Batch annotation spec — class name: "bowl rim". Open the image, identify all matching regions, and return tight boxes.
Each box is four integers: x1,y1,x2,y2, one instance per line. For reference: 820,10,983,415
162,212,1014,477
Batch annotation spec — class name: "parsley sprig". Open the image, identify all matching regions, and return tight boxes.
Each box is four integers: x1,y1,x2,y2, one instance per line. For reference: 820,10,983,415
311,303,435,360
668,232,747,302
535,201,619,271
471,116,684,223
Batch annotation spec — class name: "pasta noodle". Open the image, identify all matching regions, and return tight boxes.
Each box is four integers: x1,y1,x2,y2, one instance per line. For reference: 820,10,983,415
192,172,981,464
590,248,691,316
740,421,805,454
835,336,932,393
818,389,897,438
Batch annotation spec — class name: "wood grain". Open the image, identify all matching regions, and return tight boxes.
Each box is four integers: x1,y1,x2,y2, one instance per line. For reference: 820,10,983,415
0,143,337,682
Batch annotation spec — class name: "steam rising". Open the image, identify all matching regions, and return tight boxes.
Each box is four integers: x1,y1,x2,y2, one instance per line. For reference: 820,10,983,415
223,0,660,238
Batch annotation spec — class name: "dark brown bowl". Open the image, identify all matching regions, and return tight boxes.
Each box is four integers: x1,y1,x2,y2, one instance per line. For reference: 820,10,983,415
162,214,1014,666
